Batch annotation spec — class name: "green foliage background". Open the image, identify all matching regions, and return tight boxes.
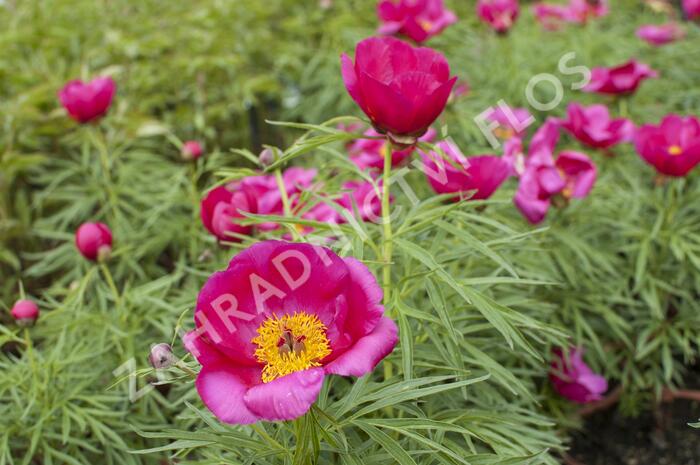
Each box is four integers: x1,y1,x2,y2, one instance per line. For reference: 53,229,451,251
1,0,699,463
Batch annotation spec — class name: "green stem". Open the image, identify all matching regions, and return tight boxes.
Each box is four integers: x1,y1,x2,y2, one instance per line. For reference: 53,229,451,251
100,263,121,309
274,168,301,241
382,140,394,382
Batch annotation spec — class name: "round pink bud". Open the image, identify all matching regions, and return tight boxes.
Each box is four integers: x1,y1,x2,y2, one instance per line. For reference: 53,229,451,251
149,343,176,369
11,299,39,326
75,222,113,261
259,147,275,167
182,141,204,161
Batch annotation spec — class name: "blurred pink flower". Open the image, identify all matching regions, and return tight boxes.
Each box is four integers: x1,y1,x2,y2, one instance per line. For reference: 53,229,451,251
58,77,116,124
377,0,457,43
347,128,436,172
182,140,204,160
634,114,700,177
684,0,700,20
476,0,520,33
11,299,39,326
420,140,511,201
514,120,596,224
488,106,533,139
550,347,608,404
184,241,397,424
636,23,685,46
75,222,113,261
561,103,634,149
341,37,456,141
583,60,658,95
534,0,607,29
200,183,257,242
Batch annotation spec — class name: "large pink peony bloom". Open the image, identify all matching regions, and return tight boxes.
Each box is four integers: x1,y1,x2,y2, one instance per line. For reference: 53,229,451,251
514,120,597,224
550,347,608,404
75,222,113,261
583,60,658,95
476,0,520,33
684,0,700,20
341,37,456,141
636,23,685,46
561,103,634,150
634,115,700,177
184,240,398,424
377,0,457,43
347,128,436,172
58,77,116,124
421,140,511,201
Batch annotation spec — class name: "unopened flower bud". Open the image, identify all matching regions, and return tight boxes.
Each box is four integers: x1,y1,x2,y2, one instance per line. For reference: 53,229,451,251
11,299,39,326
259,148,276,167
149,343,176,369
181,140,204,161
75,222,113,262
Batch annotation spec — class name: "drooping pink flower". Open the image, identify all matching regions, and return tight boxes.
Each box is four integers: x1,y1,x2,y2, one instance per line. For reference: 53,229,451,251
533,0,607,29
561,103,634,150
341,37,456,142
184,240,398,424
476,0,520,33
636,23,685,46
684,0,700,20
550,347,608,404
75,222,113,261
347,128,436,172
634,114,700,177
421,140,511,201
487,106,533,139
514,120,597,224
503,136,526,176
58,77,116,124
583,60,658,95
201,183,257,242
11,299,40,326
377,0,457,43
182,141,204,160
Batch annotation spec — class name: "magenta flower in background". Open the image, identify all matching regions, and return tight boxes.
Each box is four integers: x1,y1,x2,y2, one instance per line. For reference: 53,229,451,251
533,3,570,30
488,106,533,139
377,0,457,43
341,37,456,142
302,180,387,230
684,0,700,20
421,140,511,201
514,120,597,224
201,184,257,242
450,78,471,101
476,0,520,33
636,23,685,46
503,136,526,176
58,77,116,124
184,240,398,424
533,0,607,29
634,115,700,177
583,60,658,95
347,128,436,172
182,140,204,160
550,347,608,404
11,299,40,326
75,222,113,261
561,103,634,150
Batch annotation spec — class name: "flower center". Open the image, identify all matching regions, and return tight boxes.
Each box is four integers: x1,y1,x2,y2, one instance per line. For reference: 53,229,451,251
252,312,331,383
419,19,434,32
494,126,515,140
668,145,683,156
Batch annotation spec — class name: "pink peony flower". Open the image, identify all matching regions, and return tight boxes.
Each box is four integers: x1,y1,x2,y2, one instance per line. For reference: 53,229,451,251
347,128,436,172
377,0,457,43
450,79,471,101
184,240,398,424
533,0,607,29
11,299,40,326
636,23,685,46
341,37,456,142
634,114,700,177
476,0,520,33
75,222,113,261
487,106,533,139
421,140,511,201
58,77,116,124
503,136,526,176
583,60,658,95
514,120,597,224
684,0,700,20
561,103,634,150
302,180,387,230
182,140,204,160
550,347,608,404
201,183,257,242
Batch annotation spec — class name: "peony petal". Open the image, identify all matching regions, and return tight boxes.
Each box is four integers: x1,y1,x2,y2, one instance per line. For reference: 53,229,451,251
324,317,398,377
195,363,262,425
243,368,325,421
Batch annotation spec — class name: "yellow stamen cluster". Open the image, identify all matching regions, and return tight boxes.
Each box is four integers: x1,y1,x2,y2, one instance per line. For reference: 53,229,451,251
419,19,434,32
252,312,331,383
668,145,683,156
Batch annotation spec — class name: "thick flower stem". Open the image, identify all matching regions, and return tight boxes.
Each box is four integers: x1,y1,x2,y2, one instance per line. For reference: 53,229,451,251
100,263,121,310
382,140,394,383
274,169,301,241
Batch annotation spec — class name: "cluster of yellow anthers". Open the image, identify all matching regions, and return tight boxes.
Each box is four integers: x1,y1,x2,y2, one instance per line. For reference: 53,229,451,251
253,312,331,383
